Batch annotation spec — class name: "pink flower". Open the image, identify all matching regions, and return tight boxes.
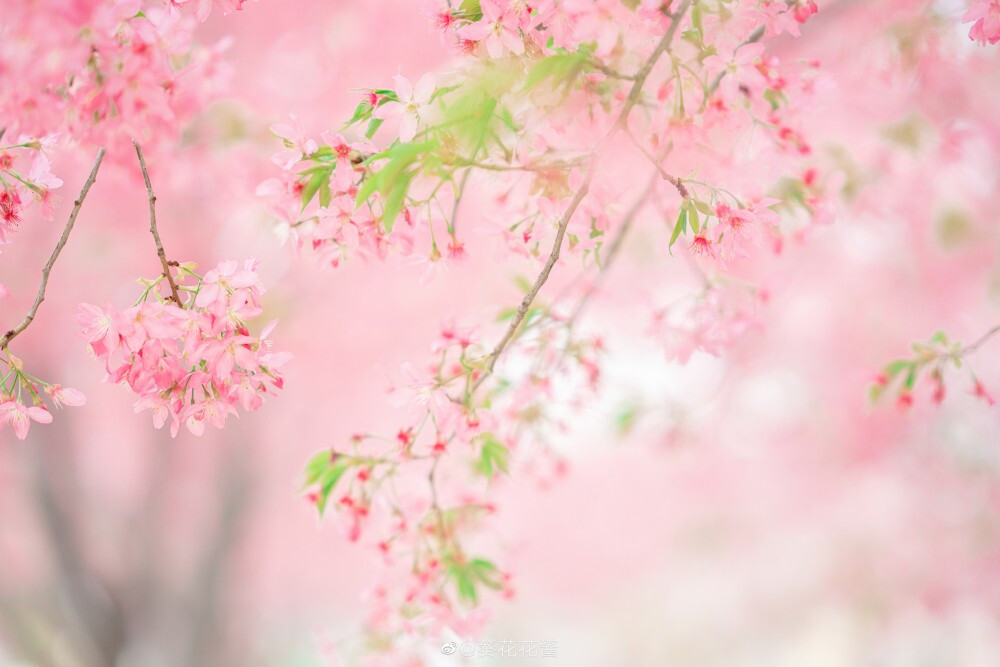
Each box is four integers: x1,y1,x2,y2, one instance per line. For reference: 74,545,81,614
964,1,1000,45
319,132,375,190
703,42,768,100
27,153,63,221
715,203,761,264
44,385,87,408
373,74,436,143
457,0,526,59
0,400,53,440
81,259,286,437
195,259,264,317
688,234,717,259
753,1,801,37
271,115,319,169
972,378,996,406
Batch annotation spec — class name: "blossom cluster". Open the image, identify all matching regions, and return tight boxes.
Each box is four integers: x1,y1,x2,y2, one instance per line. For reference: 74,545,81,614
78,259,289,437
301,306,597,646
272,0,835,655
261,0,827,288
1,0,231,151
964,0,1000,45
872,330,997,411
0,352,86,440
0,135,63,246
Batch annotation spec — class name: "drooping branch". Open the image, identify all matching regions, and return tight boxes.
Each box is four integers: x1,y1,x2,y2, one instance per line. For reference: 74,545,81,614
1,147,106,350
473,0,693,387
565,164,665,328
132,141,181,304
625,128,688,198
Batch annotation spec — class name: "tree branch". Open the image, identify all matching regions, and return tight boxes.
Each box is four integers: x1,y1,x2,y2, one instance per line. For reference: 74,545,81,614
473,0,693,388
963,324,1000,356
625,128,688,198
707,25,765,96
132,141,181,304
1,147,106,350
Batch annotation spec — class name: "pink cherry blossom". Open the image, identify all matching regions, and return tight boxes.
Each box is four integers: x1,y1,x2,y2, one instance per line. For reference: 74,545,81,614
457,0,526,59
373,75,436,143
79,259,286,437
0,400,53,440
964,0,1000,45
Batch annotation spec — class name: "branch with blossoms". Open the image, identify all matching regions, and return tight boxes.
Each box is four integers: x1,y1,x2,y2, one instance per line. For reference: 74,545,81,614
258,0,828,657
0,148,105,439
871,326,1000,410
76,143,290,438
0,130,66,244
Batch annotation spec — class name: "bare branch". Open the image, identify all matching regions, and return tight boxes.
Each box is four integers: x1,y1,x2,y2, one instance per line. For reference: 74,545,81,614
132,141,181,304
1,147,106,350
963,324,1000,356
625,128,688,198
588,58,638,81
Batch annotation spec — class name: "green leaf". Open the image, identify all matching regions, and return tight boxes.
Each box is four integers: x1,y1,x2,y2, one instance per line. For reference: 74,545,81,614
450,565,478,604
884,359,911,378
525,50,588,92
301,168,331,210
668,207,688,255
344,100,372,128
458,0,483,20
316,462,348,516
381,169,414,232
476,434,510,478
691,2,704,36
304,449,334,486
469,558,503,590
615,403,641,436
365,117,383,139
686,201,700,234
354,140,438,219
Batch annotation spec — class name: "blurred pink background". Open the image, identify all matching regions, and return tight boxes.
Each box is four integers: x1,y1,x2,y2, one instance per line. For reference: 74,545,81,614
3,1,1000,665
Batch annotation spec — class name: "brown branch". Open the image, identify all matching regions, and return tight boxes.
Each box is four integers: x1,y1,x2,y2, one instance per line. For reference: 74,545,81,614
132,141,181,304
706,25,766,96
473,0,693,389
588,58,638,81
565,167,662,328
963,324,1000,356
452,156,587,173
625,128,688,198
1,147,105,350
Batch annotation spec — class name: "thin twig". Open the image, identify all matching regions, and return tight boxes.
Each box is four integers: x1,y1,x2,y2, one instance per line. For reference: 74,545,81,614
452,156,587,173
588,58,638,81
962,324,1000,355
624,128,688,198
1,148,106,350
473,0,693,389
132,141,181,304
707,25,765,96
566,167,663,327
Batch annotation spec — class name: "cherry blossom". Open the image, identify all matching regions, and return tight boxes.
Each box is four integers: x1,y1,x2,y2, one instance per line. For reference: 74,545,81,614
78,259,288,437
373,75,436,143
965,0,1000,45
